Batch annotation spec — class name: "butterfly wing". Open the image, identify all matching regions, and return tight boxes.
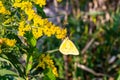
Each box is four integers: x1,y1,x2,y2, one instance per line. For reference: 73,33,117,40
59,37,79,55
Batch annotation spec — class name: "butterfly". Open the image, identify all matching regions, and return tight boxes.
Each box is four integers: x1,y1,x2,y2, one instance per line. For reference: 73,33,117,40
59,37,79,55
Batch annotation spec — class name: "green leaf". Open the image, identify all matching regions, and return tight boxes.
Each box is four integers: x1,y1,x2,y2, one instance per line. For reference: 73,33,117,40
0,69,18,76
35,4,47,18
0,55,15,68
43,68,56,80
25,31,37,47
116,69,120,80
26,55,33,75
3,53,25,78
43,76,51,80
29,36,36,47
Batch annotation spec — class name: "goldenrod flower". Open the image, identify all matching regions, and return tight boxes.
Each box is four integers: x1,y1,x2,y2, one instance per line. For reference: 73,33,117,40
6,39,16,47
0,1,11,15
25,9,35,21
33,0,46,7
15,0,21,3
52,67,58,77
24,24,31,31
18,21,25,36
33,15,44,26
55,27,67,39
2,38,16,47
14,1,67,39
37,54,58,77
32,27,43,39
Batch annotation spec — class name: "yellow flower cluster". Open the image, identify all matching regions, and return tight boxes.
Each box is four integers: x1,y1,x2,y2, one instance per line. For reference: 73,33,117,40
13,1,67,39
14,0,46,8
43,21,67,39
37,54,58,77
13,1,33,21
18,21,31,36
32,27,43,39
1,38,16,47
0,1,11,15
55,27,67,39
33,0,46,7
57,0,62,3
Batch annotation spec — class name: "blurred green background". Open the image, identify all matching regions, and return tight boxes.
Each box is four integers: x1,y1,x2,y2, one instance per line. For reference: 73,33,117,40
43,0,120,80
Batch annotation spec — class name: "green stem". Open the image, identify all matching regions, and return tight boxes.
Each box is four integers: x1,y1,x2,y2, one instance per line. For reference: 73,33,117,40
46,49,59,53
26,54,33,80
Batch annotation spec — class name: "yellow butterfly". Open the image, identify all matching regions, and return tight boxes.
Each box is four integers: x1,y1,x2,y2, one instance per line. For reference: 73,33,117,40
59,37,79,55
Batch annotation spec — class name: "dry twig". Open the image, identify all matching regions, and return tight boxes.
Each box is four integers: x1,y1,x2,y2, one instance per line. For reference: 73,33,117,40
76,63,109,77
81,38,95,54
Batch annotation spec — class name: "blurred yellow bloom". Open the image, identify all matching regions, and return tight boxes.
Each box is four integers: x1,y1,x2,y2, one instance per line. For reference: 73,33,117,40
24,24,31,31
37,54,58,77
0,38,3,45
0,1,11,15
18,30,25,36
33,0,46,7
2,38,16,47
13,1,32,10
33,15,44,26
32,27,43,39
6,39,16,47
91,16,96,23
18,21,31,36
15,0,21,3
14,1,67,39
52,67,58,77
18,21,25,36
13,2,21,8
57,0,62,3
55,27,67,39
25,9,35,21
